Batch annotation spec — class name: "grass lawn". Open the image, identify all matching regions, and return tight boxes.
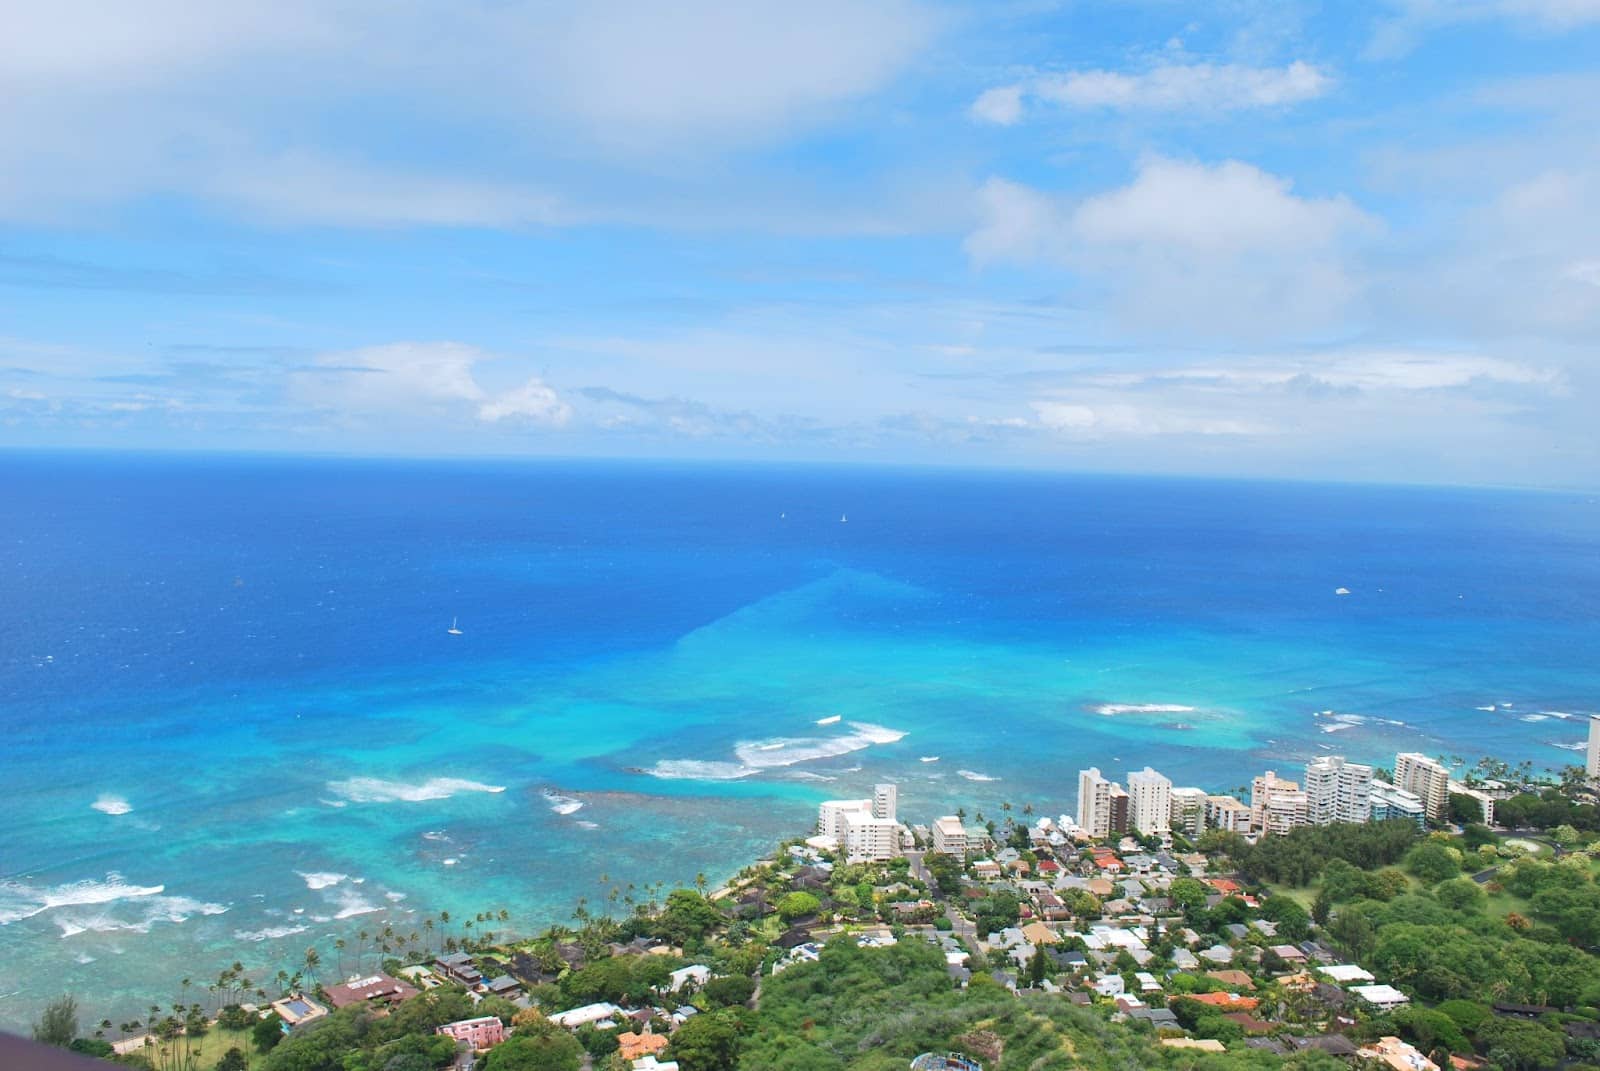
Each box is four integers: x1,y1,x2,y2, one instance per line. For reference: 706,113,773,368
1265,882,1317,909
124,1025,255,1069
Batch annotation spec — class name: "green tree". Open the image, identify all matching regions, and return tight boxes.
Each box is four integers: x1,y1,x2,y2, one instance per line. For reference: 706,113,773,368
480,1032,583,1071
216,1047,249,1071
1435,877,1486,913
1406,841,1463,884
1477,1017,1567,1071
669,1009,742,1071
776,891,821,923
31,994,77,1048
252,1013,286,1053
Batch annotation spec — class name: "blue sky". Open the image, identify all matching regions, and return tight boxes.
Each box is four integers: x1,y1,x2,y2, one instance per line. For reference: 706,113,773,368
2,0,1598,485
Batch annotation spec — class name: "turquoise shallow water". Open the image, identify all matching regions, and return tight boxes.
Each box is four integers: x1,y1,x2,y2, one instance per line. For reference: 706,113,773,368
1,455,1598,1030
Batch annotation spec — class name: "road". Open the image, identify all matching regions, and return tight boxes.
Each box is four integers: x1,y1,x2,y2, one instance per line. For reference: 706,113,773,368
906,849,981,951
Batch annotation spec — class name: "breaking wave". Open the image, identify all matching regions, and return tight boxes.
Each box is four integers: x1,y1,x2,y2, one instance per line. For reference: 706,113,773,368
958,770,1000,782
326,777,506,804
541,790,584,816
0,874,166,926
1092,703,1197,716
91,795,133,816
234,923,309,942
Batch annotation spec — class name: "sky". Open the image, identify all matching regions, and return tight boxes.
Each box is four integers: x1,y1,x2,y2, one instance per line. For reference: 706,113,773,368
1,1,1598,487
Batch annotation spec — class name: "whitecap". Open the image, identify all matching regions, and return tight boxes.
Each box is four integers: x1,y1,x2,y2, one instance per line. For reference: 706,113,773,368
91,795,132,816
384,891,406,902
816,715,842,725
1335,587,1351,596
920,756,940,763
54,895,226,938
643,760,759,781
299,872,348,891
1551,741,1586,752
0,874,166,926
958,770,999,782
1520,714,1550,723
325,776,506,804
331,888,382,919
575,821,599,830
442,858,458,866
1475,706,1497,712
1092,703,1197,716
732,721,907,769
421,831,450,842
540,789,584,816
74,953,96,964
233,924,309,942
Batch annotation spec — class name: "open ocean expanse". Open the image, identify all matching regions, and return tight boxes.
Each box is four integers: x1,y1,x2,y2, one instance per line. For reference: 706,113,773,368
2,452,1598,1031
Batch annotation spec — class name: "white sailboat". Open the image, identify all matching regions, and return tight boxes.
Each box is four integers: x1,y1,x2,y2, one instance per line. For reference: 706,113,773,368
840,513,848,523
447,616,463,636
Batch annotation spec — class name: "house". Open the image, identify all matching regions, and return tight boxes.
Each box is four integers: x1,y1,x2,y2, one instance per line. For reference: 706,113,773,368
1321,964,1374,985
549,1002,622,1029
1200,944,1234,965
483,975,522,998
436,1016,505,1050
1171,948,1199,970
1351,985,1411,1012
618,1031,670,1061
1134,972,1162,994
322,975,420,1011
634,1059,682,1071
669,965,712,993
1182,991,1259,1012
1286,1035,1360,1059
1130,1007,1180,1030
1269,944,1307,965
1093,975,1125,997
1206,969,1254,989
1222,1013,1273,1036
1020,921,1057,946
1362,1036,1439,1071
435,952,482,986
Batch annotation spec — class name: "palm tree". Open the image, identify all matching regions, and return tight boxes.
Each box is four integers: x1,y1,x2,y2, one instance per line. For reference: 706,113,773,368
301,947,320,990
334,938,347,977
694,872,709,895
423,918,435,955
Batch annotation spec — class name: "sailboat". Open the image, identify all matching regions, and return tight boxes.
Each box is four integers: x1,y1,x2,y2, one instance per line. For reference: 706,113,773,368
447,616,463,636
840,513,848,524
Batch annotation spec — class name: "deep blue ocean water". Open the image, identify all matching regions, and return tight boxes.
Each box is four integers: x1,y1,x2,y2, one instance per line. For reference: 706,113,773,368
2,452,1599,1029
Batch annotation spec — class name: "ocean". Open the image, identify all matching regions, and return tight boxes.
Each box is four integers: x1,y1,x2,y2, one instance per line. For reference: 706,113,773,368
2,452,1598,1031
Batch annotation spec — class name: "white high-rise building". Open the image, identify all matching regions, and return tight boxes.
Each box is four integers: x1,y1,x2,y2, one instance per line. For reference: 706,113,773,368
1369,782,1426,826
817,799,872,844
1304,756,1374,825
843,811,900,862
1394,753,1450,823
1127,767,1173,836
932,815,967,856
1078,768,1113,838
1205,794,1253,833
1251,771,1307,835
873,783,898,823
1588,716,1600,781
1169,787,1207,838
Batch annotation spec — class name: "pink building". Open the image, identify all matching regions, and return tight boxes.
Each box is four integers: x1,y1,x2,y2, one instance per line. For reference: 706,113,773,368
436,1016,506,1050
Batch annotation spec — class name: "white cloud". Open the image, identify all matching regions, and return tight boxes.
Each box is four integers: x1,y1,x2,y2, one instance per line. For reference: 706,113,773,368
478,380,572,426
1031,401,1269,438
1369,1,1600,57
290,342,570,426
967,158,1377,338
970,84,1025,125
970,61,1331,123
0,0,936,225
